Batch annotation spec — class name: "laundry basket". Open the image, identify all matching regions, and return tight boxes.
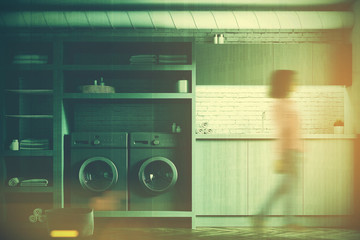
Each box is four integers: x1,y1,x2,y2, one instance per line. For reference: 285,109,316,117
45,208,94,237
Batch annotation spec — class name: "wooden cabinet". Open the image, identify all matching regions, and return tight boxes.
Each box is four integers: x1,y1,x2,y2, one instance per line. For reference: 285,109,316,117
273,43,313,85
195,138,353,217
195,140,247,215
303,139,353,215
247,140,304,215
196,44,273,85
196,43,351,86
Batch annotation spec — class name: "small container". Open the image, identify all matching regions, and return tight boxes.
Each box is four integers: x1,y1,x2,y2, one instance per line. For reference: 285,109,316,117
213,34,218,44
334,126,344,134
176,80,188,93
100,77,105,86
9,139,19,151
218,34,225,44
171,123,176,133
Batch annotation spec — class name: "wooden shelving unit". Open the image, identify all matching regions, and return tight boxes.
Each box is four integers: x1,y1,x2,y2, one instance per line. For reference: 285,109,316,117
5,187,53,193
62,64,193,71
63,93,193,99
2,150,53,157
5,89,53,94
0,39,56,225
0,36,196,227
5,115,53,119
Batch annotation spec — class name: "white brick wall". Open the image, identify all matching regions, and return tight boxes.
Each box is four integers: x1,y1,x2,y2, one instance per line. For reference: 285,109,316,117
196,86,345,134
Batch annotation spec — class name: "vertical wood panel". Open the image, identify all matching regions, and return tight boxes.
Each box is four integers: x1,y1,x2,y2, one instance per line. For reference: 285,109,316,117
313,43,352,86
273,44,313,85
312,44,334,85
196,43,351,86
196,44,273,85
247,140,304,215
303,139,354,215
195,140,247,215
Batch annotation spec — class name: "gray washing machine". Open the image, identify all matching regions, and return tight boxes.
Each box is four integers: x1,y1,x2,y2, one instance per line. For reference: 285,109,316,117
69,132,128,211
128,132,190,211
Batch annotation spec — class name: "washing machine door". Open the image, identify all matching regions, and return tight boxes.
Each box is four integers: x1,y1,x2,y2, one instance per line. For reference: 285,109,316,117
138,157,178,194
79,157,119,192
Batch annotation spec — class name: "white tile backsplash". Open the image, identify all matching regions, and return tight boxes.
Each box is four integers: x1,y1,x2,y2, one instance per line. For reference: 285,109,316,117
196,86,345,134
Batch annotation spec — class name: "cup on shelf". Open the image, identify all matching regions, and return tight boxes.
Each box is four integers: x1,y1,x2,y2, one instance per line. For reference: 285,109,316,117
176,80,188,93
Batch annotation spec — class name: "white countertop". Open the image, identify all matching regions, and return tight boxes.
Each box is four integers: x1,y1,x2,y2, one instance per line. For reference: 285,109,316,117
196,134,357,140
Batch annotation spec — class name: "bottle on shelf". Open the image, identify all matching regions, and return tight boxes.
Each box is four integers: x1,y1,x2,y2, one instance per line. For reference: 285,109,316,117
9,139,19,151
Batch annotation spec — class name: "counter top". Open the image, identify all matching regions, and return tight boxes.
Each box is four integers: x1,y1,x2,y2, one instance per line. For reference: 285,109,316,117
196,134,357,140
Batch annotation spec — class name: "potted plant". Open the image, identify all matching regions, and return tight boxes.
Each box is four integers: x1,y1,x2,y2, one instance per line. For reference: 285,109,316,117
333,120,344,134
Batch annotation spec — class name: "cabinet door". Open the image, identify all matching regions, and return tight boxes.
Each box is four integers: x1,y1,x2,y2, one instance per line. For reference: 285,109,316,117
312,44,352,86
248,140,304,215
273,44,313,85
196,44,273,85
194,140,247,215
303,139,353,215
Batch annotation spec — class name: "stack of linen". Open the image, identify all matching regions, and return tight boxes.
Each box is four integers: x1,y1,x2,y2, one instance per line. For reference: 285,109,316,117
13,54,48,64
158,55,187,64
20,179,49,187
129,55,157,64
20,139,50,150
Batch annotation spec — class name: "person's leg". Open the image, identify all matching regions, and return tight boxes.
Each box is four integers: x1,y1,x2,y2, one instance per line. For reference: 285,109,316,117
284,151,301,226
258,173,291,216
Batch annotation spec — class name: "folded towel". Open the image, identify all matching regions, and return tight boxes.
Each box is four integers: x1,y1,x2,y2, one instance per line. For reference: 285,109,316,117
158,54,187,59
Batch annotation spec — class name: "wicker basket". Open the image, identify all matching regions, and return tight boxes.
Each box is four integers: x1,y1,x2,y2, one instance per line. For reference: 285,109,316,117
80,85,115,93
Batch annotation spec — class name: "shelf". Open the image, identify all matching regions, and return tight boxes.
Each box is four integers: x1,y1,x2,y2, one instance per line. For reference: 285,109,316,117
94,211,193,218
5,186,53,193
0,64,55,71
5,89,53,95
63,93,193,99
5,115,53,119
2,150,53,157
62,65,193,71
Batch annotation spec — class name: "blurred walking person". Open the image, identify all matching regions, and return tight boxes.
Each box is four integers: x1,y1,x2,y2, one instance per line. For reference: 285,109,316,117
254,70,303,228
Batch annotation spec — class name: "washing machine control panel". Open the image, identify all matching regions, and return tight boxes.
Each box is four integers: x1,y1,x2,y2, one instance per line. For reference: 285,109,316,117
152,139,160,145
71,132,128,148
130,132,178,148
92,138,101,145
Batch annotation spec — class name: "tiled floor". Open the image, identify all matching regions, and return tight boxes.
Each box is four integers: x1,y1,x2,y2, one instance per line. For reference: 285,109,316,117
93,227,360,240
2,224,360,240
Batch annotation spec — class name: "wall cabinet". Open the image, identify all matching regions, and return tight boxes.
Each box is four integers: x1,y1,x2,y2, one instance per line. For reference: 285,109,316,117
196,43,352,85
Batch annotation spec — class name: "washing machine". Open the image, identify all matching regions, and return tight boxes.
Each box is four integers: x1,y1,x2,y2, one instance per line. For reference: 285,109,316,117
69,132,128,211
128,132,190,211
